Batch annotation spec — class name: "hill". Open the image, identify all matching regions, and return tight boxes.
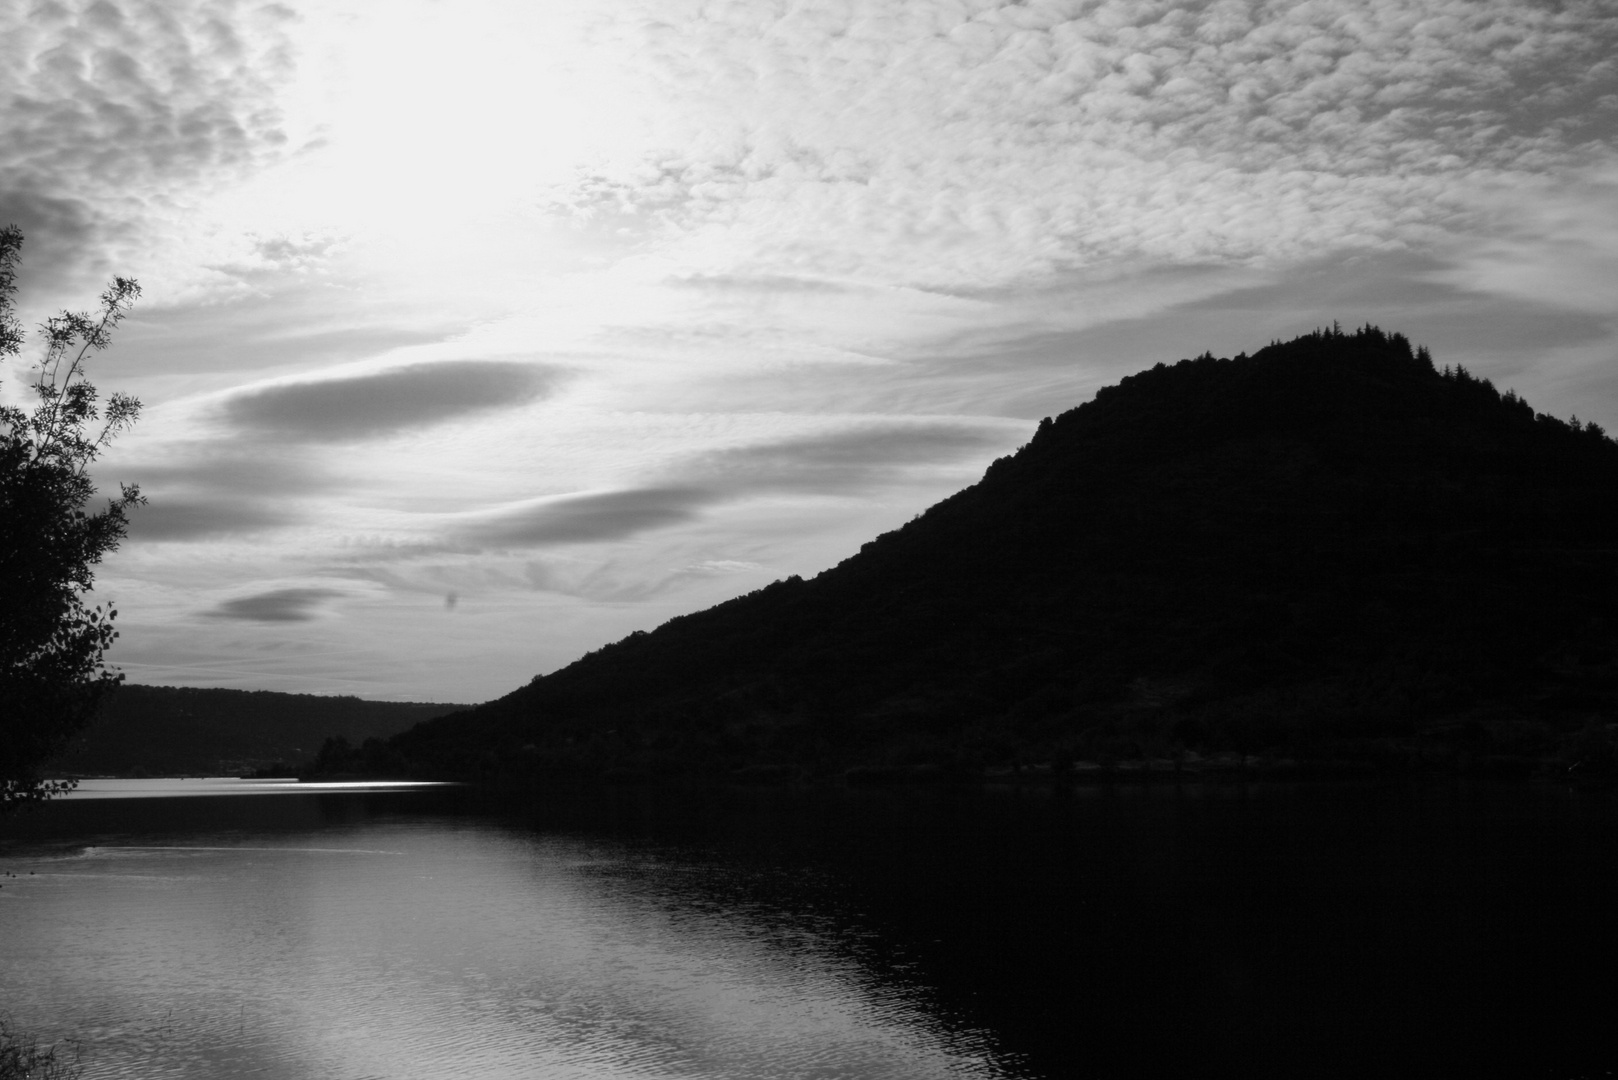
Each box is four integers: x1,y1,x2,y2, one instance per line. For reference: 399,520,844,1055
46,685,466,777
361,326,1618,784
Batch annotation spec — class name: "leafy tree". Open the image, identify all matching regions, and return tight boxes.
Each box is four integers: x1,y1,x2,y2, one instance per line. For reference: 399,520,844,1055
0,226,143,808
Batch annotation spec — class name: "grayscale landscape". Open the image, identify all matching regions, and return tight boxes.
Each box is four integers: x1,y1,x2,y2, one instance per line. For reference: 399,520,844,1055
4,2,1617,1077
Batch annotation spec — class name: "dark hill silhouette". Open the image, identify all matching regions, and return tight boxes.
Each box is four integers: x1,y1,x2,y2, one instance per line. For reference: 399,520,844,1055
47,684,466,777
371,326,1618,784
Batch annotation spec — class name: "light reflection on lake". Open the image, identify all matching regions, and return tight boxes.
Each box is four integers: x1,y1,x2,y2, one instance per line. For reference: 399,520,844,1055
58,778,451,799
7,779,1618,1078
0,782,1026,1080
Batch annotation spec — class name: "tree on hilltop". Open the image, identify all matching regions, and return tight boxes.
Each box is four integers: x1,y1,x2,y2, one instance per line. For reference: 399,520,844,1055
0,226,144,808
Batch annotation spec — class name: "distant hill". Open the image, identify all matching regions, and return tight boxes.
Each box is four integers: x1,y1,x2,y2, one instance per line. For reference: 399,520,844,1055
356,326,1618,784
47,685,467,777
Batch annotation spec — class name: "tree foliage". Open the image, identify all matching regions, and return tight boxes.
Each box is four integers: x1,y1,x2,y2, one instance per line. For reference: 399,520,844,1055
0,226,143,808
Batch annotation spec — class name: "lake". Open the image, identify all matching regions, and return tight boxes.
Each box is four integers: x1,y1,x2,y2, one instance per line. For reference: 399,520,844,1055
2,778,1616,1079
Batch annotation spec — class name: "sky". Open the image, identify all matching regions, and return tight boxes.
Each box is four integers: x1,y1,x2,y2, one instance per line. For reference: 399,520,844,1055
2,0,1615,703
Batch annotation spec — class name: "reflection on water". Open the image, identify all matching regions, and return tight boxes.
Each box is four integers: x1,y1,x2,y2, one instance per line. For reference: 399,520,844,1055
0,784,1027,1080
4,780,1618,1079
59,778,450,799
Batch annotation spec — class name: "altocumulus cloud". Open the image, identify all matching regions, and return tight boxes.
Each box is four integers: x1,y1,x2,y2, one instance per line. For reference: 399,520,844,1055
576,0,1618,287
222,360,563,441
0,0,296,277
204,587,345,623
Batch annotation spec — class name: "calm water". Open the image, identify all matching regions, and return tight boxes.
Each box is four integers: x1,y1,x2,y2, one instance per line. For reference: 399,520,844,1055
3,779,1617,1079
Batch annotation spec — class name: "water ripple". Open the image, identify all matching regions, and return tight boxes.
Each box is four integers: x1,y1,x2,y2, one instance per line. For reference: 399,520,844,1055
1,812,1031,1080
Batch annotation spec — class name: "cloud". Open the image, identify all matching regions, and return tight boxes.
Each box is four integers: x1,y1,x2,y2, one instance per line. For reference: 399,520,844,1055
127,498,299,542
1434,164,1618,318
464,487,716,548
453,419,1018,551
1,0,293,182
684,421,1016,495
664,273,859,294
113,284,457,377
0,0,298,278
111,446,329,541
681,559,762,575
516,554,772,605
570,0,1618,287
327,545,773,607
127,449,330,497
203,587,345,622
221,360,563,441
0,190,110,294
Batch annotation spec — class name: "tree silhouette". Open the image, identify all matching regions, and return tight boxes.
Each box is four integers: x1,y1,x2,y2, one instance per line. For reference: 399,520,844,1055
0,226,143,808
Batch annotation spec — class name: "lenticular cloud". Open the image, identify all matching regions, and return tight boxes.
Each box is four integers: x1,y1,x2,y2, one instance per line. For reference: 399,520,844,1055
222,361,563,442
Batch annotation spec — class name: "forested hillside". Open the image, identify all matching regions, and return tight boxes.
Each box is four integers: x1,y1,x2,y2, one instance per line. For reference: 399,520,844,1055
356,326,1618,784
47,685,466,777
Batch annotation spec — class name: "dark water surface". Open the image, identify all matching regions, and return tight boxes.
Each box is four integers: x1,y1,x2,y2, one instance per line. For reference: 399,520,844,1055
3,779,1616,1079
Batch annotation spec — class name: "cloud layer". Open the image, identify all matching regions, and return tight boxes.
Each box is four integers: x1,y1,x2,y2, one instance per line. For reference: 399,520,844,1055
130,498,298,542
570,0,1618,285
459,420,1018,549
0,0,297,285
466,487,713,548
204,587,344,622
28,0,1611,703
222,360,562,441
116,448,328,541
